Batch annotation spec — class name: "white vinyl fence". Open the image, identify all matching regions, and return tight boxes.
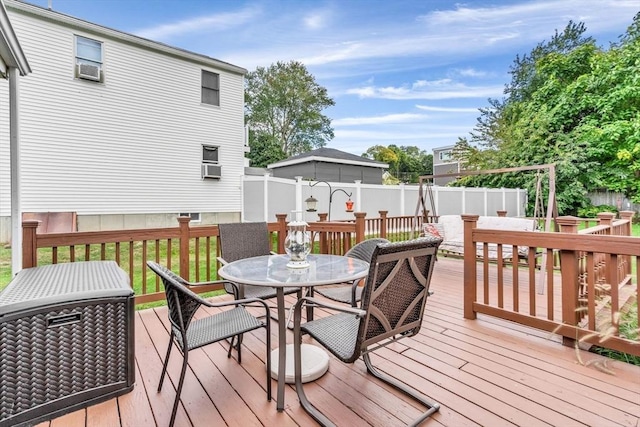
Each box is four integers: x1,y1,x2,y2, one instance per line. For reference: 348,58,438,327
243,174,528,223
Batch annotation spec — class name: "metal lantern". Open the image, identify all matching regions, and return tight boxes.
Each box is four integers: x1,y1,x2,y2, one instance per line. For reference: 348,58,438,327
305,195,318,212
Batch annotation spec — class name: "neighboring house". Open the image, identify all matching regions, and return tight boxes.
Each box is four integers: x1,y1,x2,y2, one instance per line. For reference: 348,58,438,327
267,147,388,184
432,145,462,186
0,0,248,242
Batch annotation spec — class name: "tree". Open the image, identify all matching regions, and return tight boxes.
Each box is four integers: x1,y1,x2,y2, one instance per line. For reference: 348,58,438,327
457,17,640,214
362,144,432,183
245,130,285,168
245,61,335,160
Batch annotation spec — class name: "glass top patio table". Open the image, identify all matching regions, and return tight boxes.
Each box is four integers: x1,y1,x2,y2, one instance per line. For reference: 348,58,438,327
218,253,369,412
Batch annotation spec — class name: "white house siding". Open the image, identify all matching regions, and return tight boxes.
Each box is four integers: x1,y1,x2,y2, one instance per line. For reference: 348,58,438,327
0,2,246,239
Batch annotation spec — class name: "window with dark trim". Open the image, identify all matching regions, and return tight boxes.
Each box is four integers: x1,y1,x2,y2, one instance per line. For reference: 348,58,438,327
202,145,219,163
201,70,220,105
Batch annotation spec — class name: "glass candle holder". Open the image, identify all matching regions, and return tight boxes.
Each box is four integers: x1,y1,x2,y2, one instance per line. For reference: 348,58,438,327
285,211,311,268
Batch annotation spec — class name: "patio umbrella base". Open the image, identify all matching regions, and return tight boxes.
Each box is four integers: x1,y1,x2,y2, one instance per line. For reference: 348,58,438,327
270,343,329,383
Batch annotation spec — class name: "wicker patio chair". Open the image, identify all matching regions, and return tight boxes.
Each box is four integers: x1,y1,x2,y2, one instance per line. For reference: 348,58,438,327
292,236,443,426
217,221,301,301
314,237,389,306
147,261,272,427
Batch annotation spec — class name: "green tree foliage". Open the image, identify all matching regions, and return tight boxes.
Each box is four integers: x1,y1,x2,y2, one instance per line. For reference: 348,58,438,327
245,130,285,168
457,14,640,214
363,144,432,183
245,61,335,162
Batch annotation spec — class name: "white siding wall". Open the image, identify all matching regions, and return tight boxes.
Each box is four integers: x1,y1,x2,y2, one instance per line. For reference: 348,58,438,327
0,8,245,217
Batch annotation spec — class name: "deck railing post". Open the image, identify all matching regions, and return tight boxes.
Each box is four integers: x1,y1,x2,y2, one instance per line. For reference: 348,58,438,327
618,211,635,276
21,220,40,269
618,210,634,236
275,214,288,254
597,212,615,234
462,214,479,320
317,213,328,254
354,212,366,244
178,216,191,279
556,216,581,348
379,210,388,239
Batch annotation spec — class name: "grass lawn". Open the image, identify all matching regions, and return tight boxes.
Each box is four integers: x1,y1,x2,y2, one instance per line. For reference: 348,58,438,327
0,241,226,306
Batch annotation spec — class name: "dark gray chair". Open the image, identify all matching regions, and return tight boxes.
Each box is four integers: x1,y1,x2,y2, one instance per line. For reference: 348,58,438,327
147,261,271,427
292,236,443,426
217,221,301,300
314,238,389,306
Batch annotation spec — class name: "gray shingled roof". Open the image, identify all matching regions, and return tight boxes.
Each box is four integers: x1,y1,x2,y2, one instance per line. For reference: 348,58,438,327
268,147,388,169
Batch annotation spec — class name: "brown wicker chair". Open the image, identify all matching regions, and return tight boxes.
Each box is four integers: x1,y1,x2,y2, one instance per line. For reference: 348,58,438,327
217,222,301,301
292,236,443,426
147,262,271,427
314,237,389,306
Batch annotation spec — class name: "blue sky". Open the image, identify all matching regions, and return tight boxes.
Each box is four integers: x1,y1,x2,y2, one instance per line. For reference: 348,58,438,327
28,0,640,155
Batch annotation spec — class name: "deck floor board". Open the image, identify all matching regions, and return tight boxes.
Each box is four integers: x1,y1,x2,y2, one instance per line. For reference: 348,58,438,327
33,257,639,427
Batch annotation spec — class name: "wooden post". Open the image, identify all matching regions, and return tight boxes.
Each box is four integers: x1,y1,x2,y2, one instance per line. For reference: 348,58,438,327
317,213,328,254
379,210,388,239
597,212,615,234
497,210,507,217
462,214,479,320
618,211,635,276
354,212,366,244
618,210,634,236
275,214,288,254
556,216,580,348
21,220,40,269
556,216,579,234
178,216,191,280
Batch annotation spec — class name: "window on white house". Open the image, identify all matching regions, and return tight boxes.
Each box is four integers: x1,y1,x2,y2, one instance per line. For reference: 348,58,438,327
179,213,201,223
439,151,452,161
202,145,219,163
201,70,220,105
75,35,103,82
201,145,222,179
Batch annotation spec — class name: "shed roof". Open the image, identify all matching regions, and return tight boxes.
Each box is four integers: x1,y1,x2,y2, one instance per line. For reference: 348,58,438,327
268,147,388,169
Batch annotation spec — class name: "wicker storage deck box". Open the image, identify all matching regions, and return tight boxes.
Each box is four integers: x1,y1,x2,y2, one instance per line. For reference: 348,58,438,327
0,261,135,427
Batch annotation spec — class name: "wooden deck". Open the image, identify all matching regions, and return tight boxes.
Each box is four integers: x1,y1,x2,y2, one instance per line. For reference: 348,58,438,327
35,258,640,427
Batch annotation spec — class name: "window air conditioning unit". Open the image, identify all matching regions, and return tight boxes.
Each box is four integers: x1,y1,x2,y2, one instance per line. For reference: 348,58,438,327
77,63,101,81
202,163,222,179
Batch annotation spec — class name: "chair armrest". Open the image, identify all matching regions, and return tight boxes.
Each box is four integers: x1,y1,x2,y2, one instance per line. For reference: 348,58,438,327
186,278,239,297
201,296,271,317
293,296,366,318
216,256,228,265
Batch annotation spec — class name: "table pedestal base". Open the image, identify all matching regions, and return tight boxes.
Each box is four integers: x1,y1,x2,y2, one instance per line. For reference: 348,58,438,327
270,343,329,384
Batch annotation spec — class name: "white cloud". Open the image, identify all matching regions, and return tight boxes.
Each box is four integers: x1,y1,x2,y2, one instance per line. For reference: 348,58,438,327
135,6,260,40
456,68,489,78
333,113,428,126
346,81,503,100
416,105,479,113
304,10,330,30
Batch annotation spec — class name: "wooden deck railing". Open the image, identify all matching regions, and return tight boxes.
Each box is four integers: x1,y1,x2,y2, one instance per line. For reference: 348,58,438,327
21,214,365,304
339,210,439,241
462,211,639,357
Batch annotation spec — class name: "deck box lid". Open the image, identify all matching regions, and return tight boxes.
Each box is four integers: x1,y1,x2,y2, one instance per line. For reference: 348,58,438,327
0,261,133,315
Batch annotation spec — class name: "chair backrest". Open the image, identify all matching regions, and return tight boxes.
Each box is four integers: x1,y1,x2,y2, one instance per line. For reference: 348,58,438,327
357,236,442,351
218,222,272,263
345,238,390,262
147,261,202,340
